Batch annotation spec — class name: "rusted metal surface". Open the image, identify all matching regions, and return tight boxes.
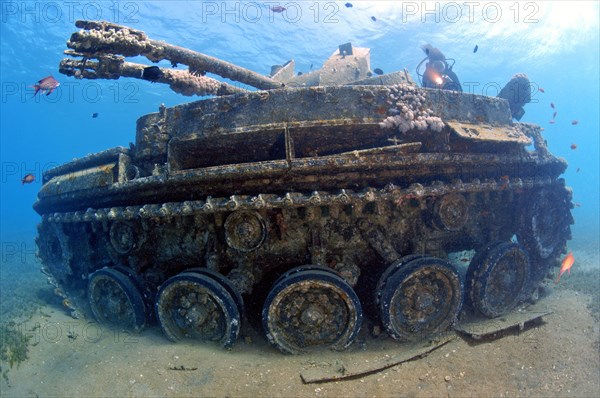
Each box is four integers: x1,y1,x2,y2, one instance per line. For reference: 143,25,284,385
42,147,129,182
39,163,117,196
446,121,532,144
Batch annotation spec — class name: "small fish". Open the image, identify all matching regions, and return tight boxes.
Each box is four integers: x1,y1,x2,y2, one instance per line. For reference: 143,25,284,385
142,66,163,82
553,111,557,119
571,120,578,125
538,87,545,93
297,71,303,76
270,5,286,13
500,175,509,181
549,120,555,124
460,258,470,263
473,44,478,53
570,143,577,150
92,112,99,118
550,102,555,109
21,174,35,185
555,252,574,283
32,75,60,96
576,167,580,173
373,68,384,75
371,16,377,21
574,202,581,208
310,63,313,70
345,2,353,7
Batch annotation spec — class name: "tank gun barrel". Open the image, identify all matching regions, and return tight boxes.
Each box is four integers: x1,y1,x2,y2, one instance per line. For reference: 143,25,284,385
61,20,281,92
59,52,248,96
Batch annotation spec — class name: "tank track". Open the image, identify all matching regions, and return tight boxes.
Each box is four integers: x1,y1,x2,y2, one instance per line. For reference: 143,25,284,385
37,175,572,334
41,176,559,224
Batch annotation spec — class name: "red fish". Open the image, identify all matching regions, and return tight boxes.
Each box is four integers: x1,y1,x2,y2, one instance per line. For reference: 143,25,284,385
570,143,577,150
270,5,286,13
21,173,35,185
555,252,574,283
32,75,60,96
550,102,555,109
571,120,578,125
538,87,545,93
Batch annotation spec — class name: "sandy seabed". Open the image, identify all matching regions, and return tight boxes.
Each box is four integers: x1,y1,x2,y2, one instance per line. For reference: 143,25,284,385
1,245,599,398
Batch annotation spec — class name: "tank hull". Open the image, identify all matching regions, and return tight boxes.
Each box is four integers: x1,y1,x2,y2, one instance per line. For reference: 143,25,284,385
35,85,573,353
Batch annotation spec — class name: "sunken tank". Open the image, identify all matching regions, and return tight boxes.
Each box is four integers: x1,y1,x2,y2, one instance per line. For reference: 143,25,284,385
34,21,573,354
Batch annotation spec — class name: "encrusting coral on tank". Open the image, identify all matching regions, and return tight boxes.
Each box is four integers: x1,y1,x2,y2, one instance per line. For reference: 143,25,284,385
379,84,444,133
164,68,243,96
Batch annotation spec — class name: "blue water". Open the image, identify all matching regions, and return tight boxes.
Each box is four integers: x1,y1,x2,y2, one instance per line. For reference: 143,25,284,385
1,1,598,250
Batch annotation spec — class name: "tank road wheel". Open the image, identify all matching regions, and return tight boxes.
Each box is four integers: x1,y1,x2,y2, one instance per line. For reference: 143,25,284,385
186,267,245,314
377,257,463,341
434,193,469,231
466,242,531,318
155,272,241,347
376,255,427,299
224,211,267,252
272,265,340,288
109,221,138,255
88,268,147,332
262,268,362,354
